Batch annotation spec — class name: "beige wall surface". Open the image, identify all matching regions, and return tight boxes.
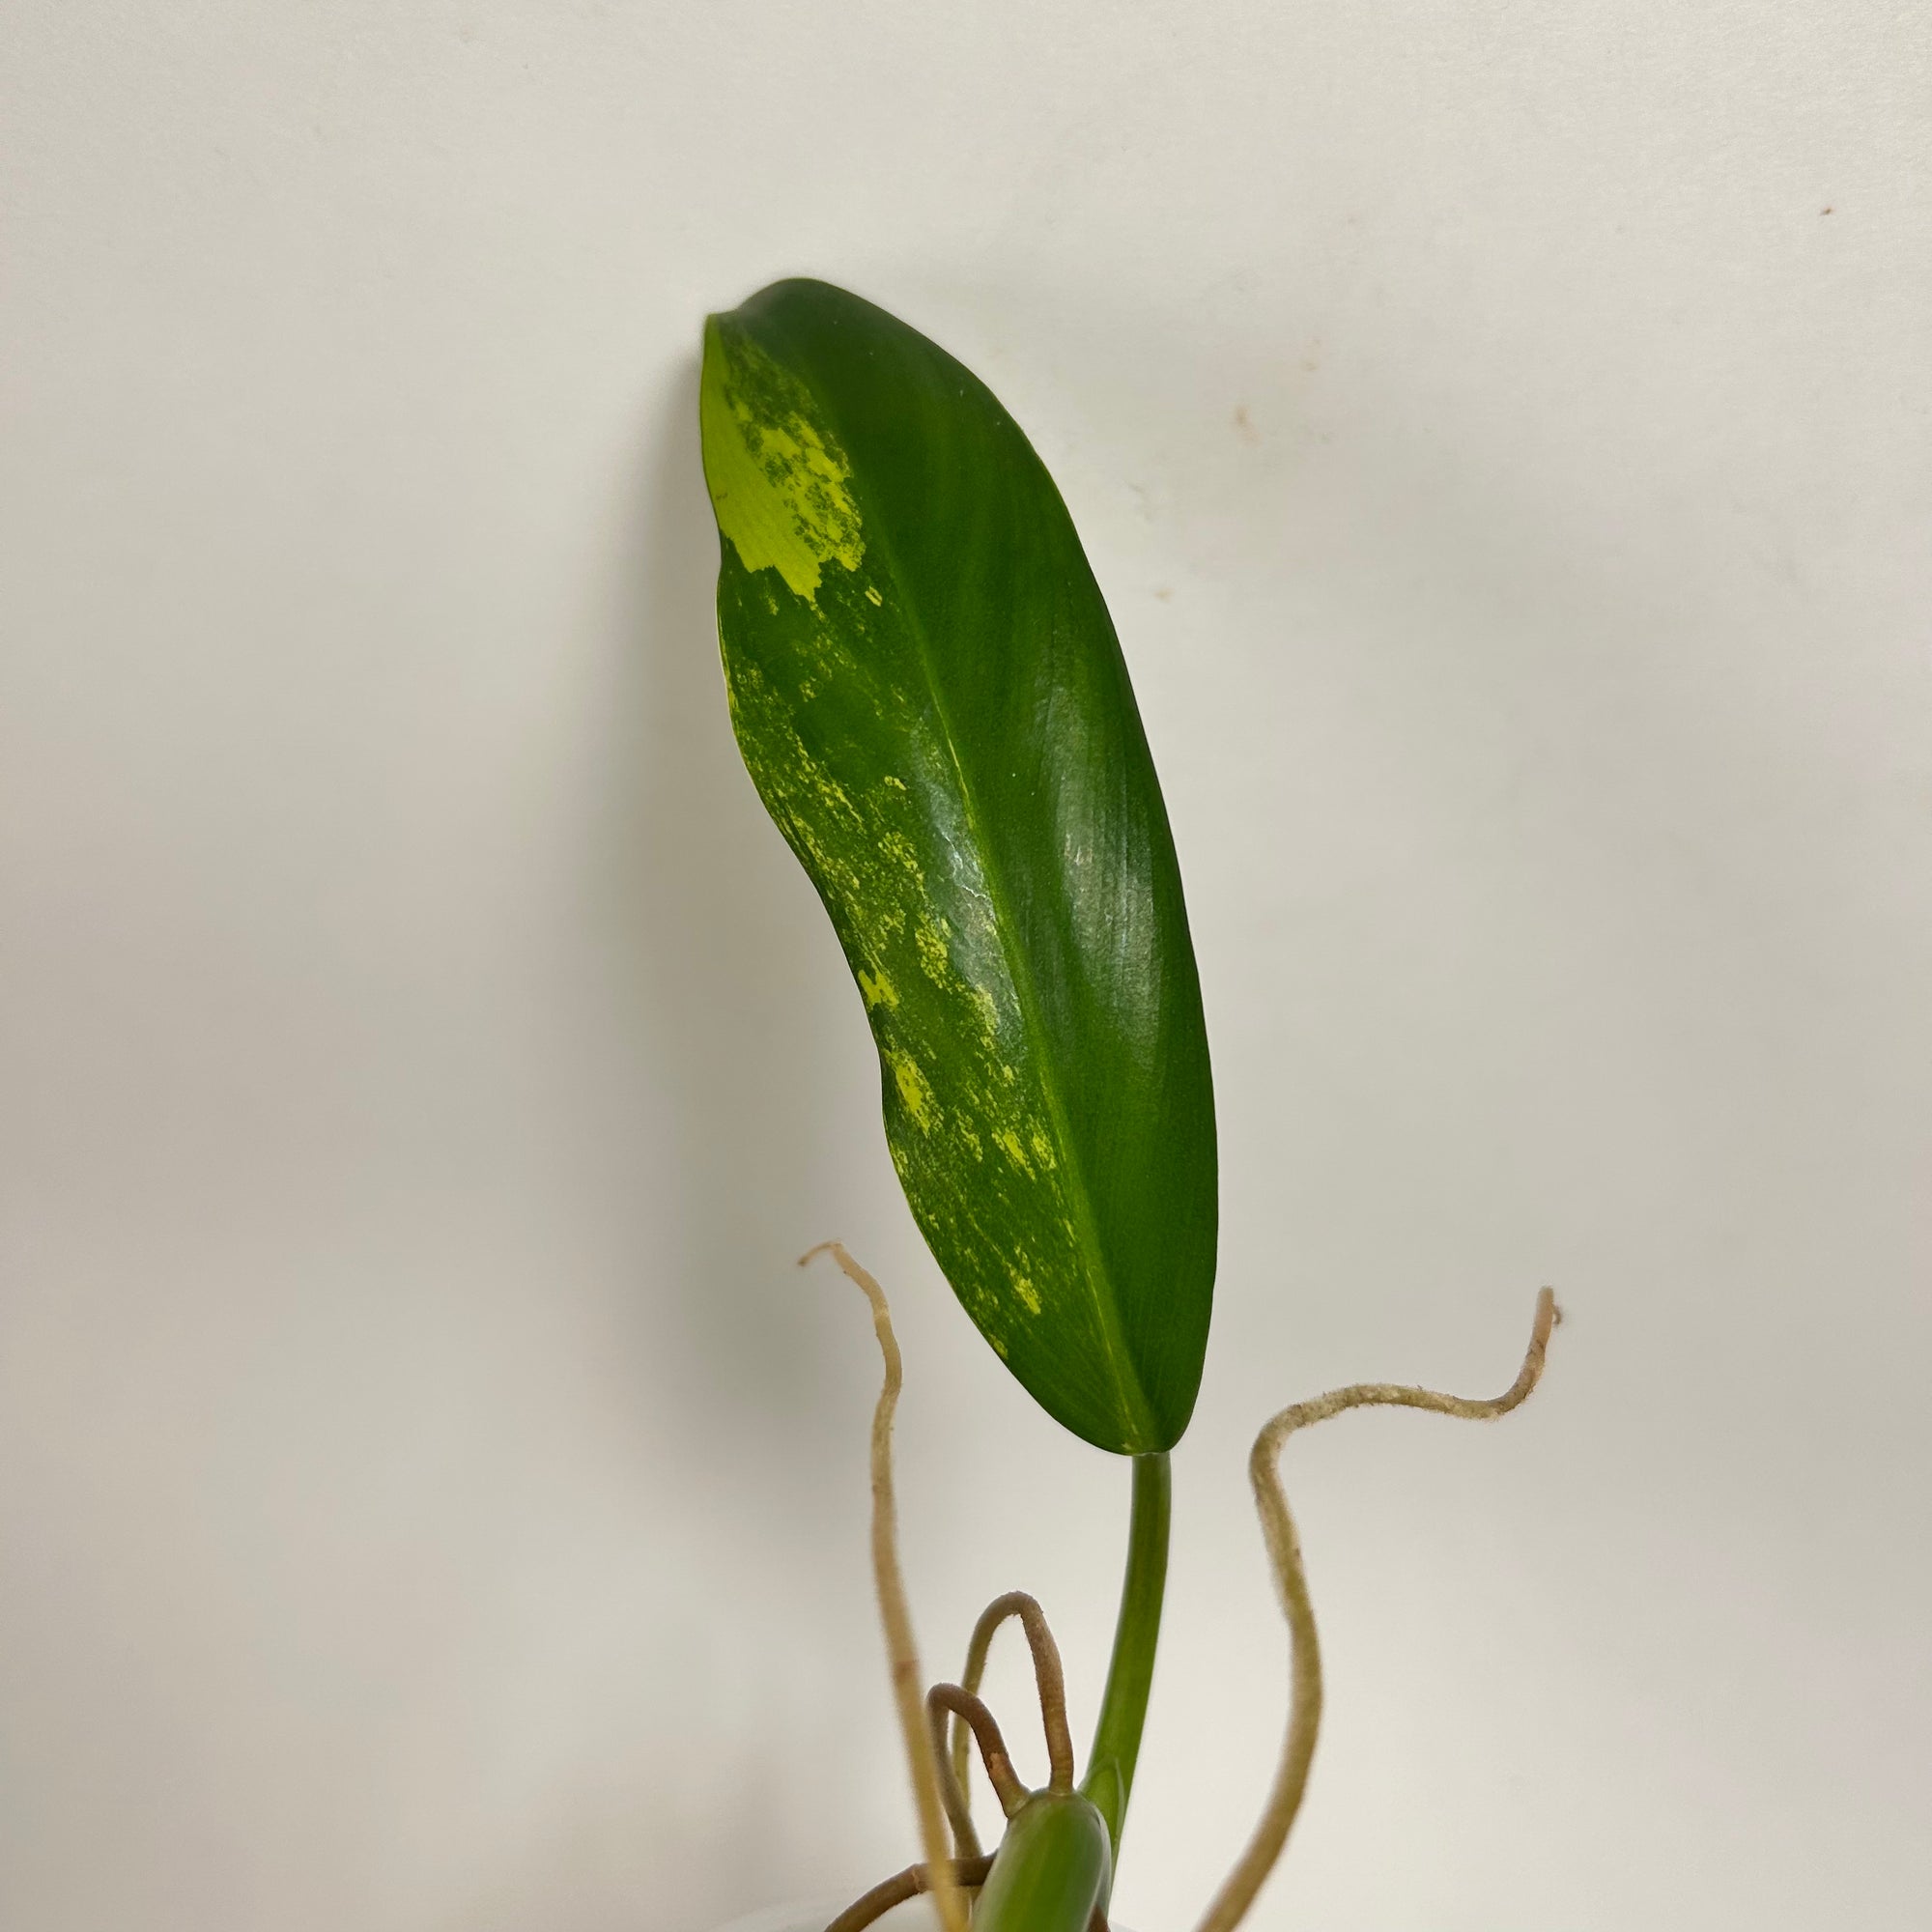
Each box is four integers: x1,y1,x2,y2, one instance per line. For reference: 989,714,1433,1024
3,5,1928,1929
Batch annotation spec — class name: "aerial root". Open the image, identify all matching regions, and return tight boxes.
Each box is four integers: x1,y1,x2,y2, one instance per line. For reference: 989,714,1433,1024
800,1242,968,1932
823,1855,996,1932
1191,1289,1562,1932
928,1681,1030,1849
957,1591,1077,1806
820,1835,1113,1932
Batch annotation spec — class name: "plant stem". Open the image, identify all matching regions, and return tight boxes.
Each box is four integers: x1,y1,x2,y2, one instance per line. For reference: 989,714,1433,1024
1080,1450,1171,1863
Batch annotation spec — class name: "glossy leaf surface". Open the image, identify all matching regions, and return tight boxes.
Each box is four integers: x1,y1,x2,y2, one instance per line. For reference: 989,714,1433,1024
699,279,1215,1453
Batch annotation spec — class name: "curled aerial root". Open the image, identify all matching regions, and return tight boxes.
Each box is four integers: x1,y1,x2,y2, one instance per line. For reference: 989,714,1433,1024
1192,1289,1561,1932
823,1855,996,1932
955,1591,1076,1807
801,1242,968,1932
928,1681,1029,1834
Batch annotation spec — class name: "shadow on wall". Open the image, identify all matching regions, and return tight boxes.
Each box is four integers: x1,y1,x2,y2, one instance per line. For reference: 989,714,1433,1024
589,353,865,1492
464,356,885,1927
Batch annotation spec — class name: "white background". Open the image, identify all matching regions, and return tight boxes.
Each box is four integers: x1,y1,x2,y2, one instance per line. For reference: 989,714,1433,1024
4,5,1928,1929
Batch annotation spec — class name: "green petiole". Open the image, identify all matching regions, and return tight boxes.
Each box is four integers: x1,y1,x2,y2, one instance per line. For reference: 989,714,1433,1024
1080,1451,1172,1869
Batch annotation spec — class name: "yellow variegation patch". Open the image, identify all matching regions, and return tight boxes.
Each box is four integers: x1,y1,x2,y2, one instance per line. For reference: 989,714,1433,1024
700,320,864,603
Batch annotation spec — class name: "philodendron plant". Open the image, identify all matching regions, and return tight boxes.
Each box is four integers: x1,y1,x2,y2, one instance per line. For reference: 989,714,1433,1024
697,278,1559,1932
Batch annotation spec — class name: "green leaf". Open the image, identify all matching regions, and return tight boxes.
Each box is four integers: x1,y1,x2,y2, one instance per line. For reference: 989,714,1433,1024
698,278,1216,1454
